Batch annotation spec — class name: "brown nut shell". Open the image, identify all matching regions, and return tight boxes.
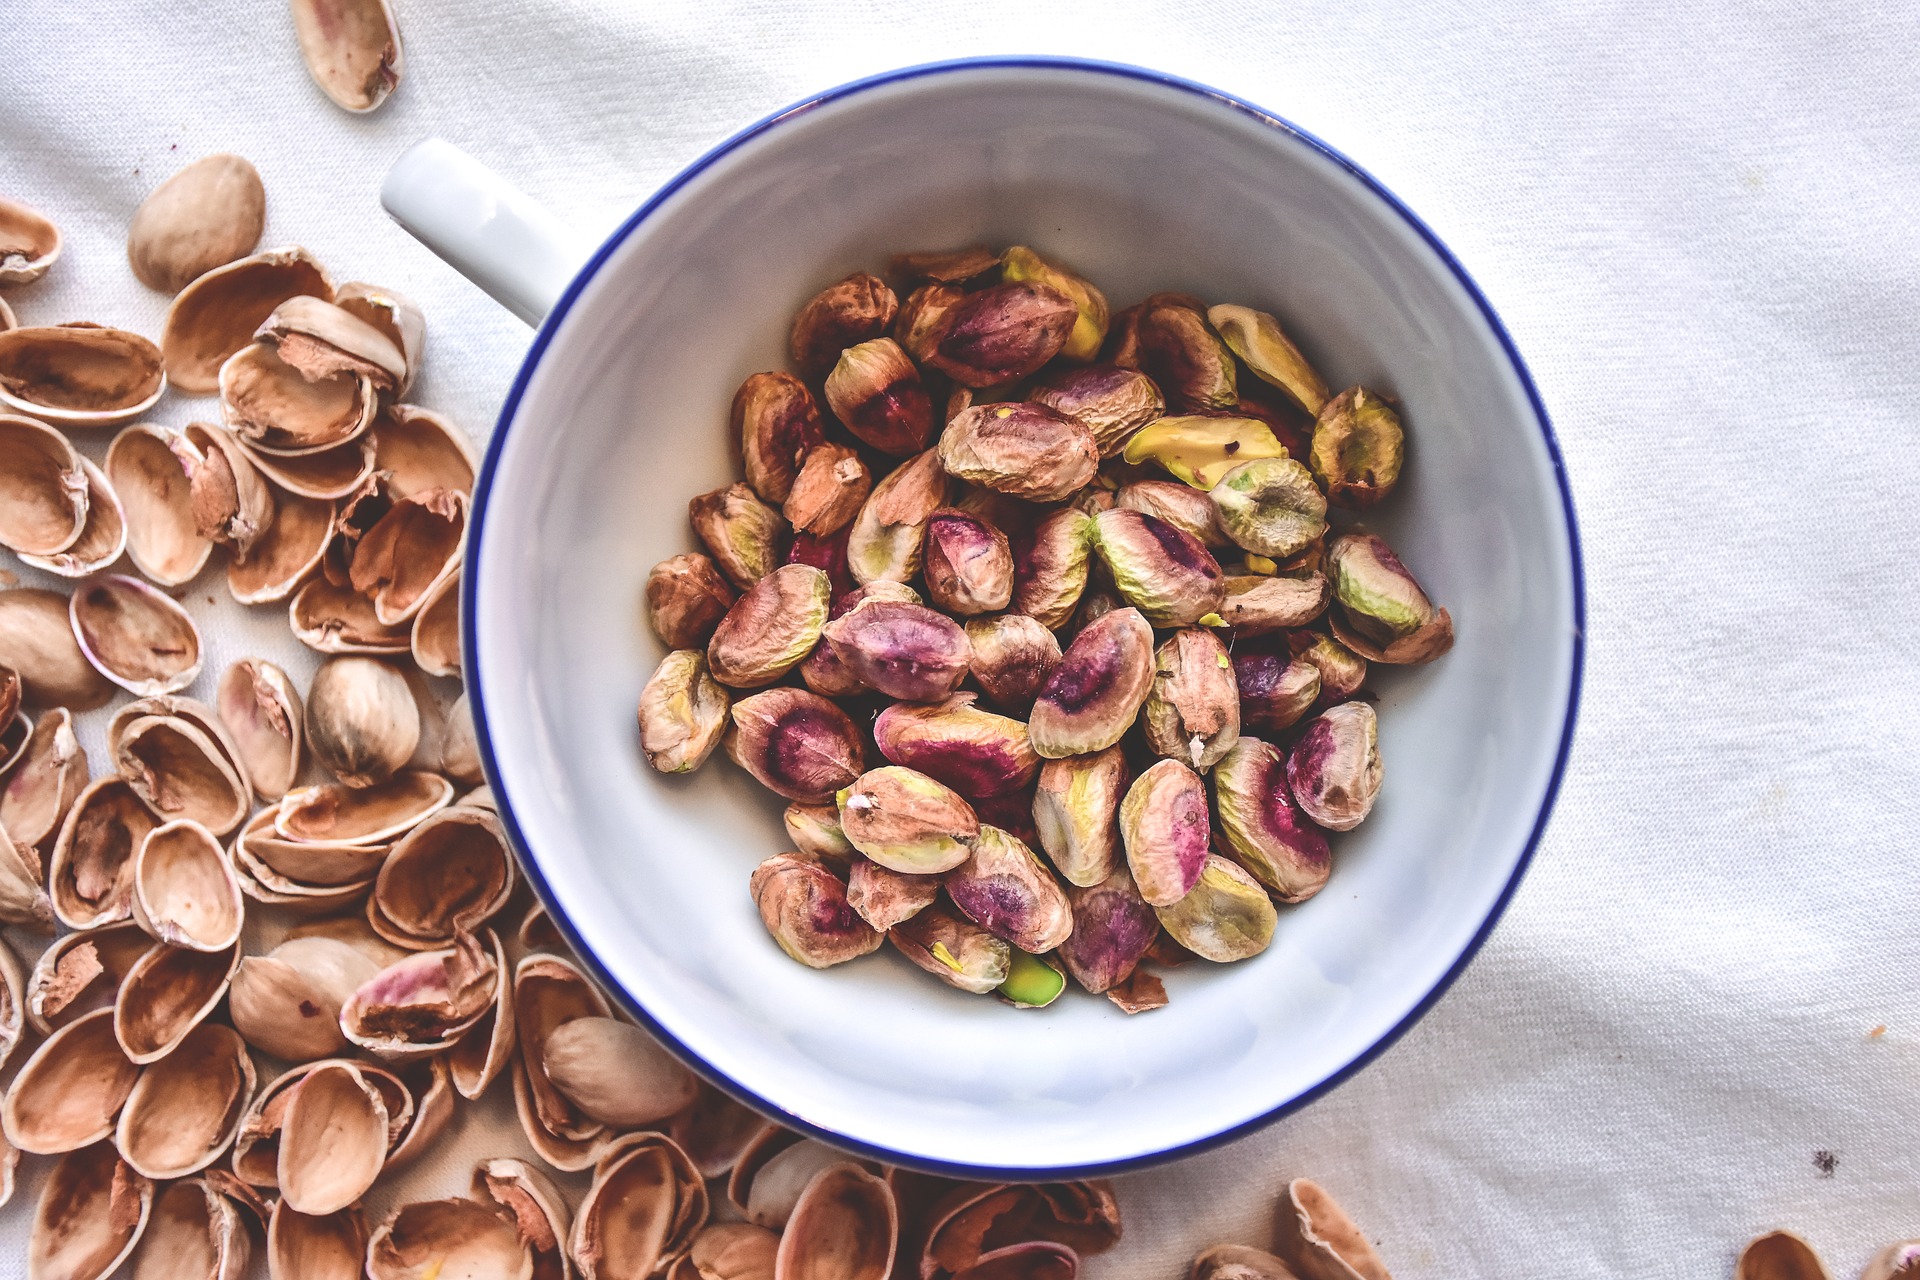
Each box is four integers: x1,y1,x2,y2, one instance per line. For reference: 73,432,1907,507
291,0,405,113
1275,1179,1393,1280
162,247,333,395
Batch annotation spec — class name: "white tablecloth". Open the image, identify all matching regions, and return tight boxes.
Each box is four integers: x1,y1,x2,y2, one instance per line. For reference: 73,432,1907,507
5,2,1918,1276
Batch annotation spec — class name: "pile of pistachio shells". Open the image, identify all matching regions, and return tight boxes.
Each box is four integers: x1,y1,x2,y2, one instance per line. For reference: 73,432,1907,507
637,244,1453,1011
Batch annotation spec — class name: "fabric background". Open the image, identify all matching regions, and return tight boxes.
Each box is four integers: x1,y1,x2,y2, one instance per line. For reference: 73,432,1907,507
4,2,1919,1276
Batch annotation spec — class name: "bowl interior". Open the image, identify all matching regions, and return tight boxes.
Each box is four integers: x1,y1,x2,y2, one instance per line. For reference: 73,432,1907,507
472,62,1578,1175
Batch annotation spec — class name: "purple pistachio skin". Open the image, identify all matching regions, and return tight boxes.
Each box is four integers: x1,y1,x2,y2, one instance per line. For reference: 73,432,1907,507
821,600,971,702
943,824,1073,954
964,614,1061,712
846,857,941,932
725,688,867,802
922,508,1014,615
1285,701,1381,832
1026,607,1156,758
872,695,1040,799
750,852,884,967
970,787,1044,852
1091,508,1225,628
1058,869,1159,994
1231,650,1322,733
1212,736,1332,902
926,281,1078,387
1119,758,1212,907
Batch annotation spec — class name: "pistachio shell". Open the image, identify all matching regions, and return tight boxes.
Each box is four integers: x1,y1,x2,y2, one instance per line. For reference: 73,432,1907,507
108,423,213,584
69,575,202,696
48,778,152,929
305,656,420,789
348,487,466,626
441,693,484,786
726,688,866,803
3,1008,138,1153
114,939,239,1064
0,414,89,557
790,273,898,382
175,420,277,556
0,196,61,285
571,1132,709,1280
220,341,376,456
0,324,166,427
1191,1244,1303,1280
751,851,884,968
275,1061,390,1215
292,0,405,113
275,770,453,845
268,1203,368,1280
370,1198,534,1280
542,1015,699,1127
115,714,251,836
1862,1242,1920,1280
847,449,946,585
474,1158,575,1280
229,935,378,1061
945,824,1073,953
369,805,516,949
774,1164,897,1280
690,1223,781,1280
1309,387,1404,509
23,922,144,1036
131,820,245,951
0,813,52,930
21,456,127,577
370,404,475,497
0,706,88,851
511,952,616,1167
1031,746,1126,887
889,901,1011,994
238,432,377,500
290,577,413,654
131,1176,253,1280
1275,1179,1392,1280
128,154,266,294
30,1143,153,1280
257,294,407,391
340,930,502,1059
115,1022,254,1180
160,247,332,393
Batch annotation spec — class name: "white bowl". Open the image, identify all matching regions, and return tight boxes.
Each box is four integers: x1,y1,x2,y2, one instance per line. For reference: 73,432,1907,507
445,58,1582,1176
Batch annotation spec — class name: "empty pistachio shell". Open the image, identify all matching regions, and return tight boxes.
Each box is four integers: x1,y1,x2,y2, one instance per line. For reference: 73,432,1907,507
340,931,500,1058
407,567,460,678
889,901,1011,994
174,421,277,557
1031,746,1126,887
783,801,853,861
1191,1244,1303,1280
1289,630,1368,703
1001,247,1109,362
18,456,126,578
938,404,1099,504
275,771,453,846
51,778,157,929
341,287,427,397
572,1131,709,1280
1207,305,1329,416
790,272,898,382
1122,416,1287,490
638,650,731,774
370,806,516,950
706,564,830,689
1276,1179,1393,1280
1155,854,1275,962
922,508,1014,616
845,857,940,932
160,246,332,393
1218,573,1330,635
1209,458,1327,560
0,415,89,559
847,449,946,585
114,1022,254,1180
1027,607,1154,759
25,923,148,1036
822,600,969,702
0,196,61,285
690,483,788,591
734,372,826,503
837,766,979,875
305,656,419,788
1092,508,1224,627
1326,533,1453,664
268,1200,369,1280
347,487,465,626
889,245,1001,283
750,852,882,969
30,1144,153,1280
115,940,240,1064
1119,759,1210,907
726,688,866,802
1233,651,1322,732
894,282,965,364
3,1008,138,1153
965,614,1060,712
644,553,737,651
1027,365,1165,457
292,0,404,112
220,341,376,458
927,280,1078,387
1310,387,1404,508
238,432,375,503
472,1158,573,1280
1057,867,1157,994
107,423,213,584
68,575,202,697
0,588,113,710
131,820,245,951
255,295,406,395
826,338,935,458
541,1016,698,1127
0,815,51,931
370,1197,532,1280
1010,509,1094,631
1213,737,1332,902
230,935,378,1062
945,824,1072,953
1116,296,1237,413
289,578,411,655
132,1176,254,1280
0,324,167,428
1730,1232,1828,1280
873,695,1038,799
785,444,871,537
439,692,483,787
1287,702,1380,832
0,707,86,851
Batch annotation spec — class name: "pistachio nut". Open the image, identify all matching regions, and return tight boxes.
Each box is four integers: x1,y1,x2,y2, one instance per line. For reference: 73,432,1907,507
19,456,127,579
1192,1245,1301,1280
1143,628,1240,769
822,600,970,702
128,156,266,293
160,246,333,394
1207,304,1329,416
750,852,883,969
1121,415,1288,490
69,574,203,697
1091,508,1224,627
1116,478,1230,548
837,765,979,875
784,443,871,536
255,295,406,392
1326,532,1453,664
1119,759,1211,907
1058,867,1158,994
783,801,853,861
0,415,89,558
1287,702,1381,832
847,448,946,585
1213,737,1332,902
107,424,212,586
790,272,898,382
645,553,738,650
28,1145,153,1280
1276,1179,1393,1280
638,650,731,774
946,824,1073,953
1235,387,1316,462
888,245,1002,284
732,371,825,503
889,901,1011,995
1155,854,1276,962
1031,745,1126,887
787,522,854,606
0,707,87,851
894,282,964,364
965,613,1061,712
825,338,935,457
0,324,167,428
798,579,910,698
846,857,941,932
0,196,61,286
304,656,419,788
725,688,866,802
920,508,1014,615
1209,457,1327,559
926,280,1078,387
689,483,789,591
1310,387,1404,508
1232,650,1322,732
542,1016,698,1127
1001,246,1109,362
1026,364,1165,458
873,694,1039,799
938,404,1098,503
1119,296,1237,412
1027,606,1154,759
997,949,1068,1009
1288,629,1368,703
705,563,830,689
1218,572,1330,635
1010,508,1094,630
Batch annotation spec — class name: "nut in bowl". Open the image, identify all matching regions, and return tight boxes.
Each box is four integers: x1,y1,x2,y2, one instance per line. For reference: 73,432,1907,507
384,57,1582,1175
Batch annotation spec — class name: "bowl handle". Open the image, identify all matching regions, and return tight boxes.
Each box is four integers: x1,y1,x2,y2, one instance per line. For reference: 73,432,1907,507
380,137,591,327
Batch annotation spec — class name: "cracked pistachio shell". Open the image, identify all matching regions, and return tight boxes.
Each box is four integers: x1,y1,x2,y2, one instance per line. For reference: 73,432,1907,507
1213,737,1331,902
1287,702,1380,832
725,689,865,803
1288,630,1368,703
965,614,1060,712
750,852,882,969
926,280,1078,387
783,801,853,862
1232,651,1321,732
845,857,940,932
645,553,738,651
1027,607,1155,759
826,339,934,458
1120,759,1211,907
0,196,61,285
1119,297,1237,413
1207,305,1329,417
890,901,1011,994
689,484,788,591
1209,458,1328,560
1143,628,1240,770
948,825,1082,955
128,155,266,295
1310,387,1404,509
1116,478,1230,548
705,564,830,689
784,444,870,537
922,509,1013,615
638,651,730,774
1326,533,1453,665
873,695,1038,799
732,372,824,504
1732,1234,1829,1280
822,600,969,702
1011,509,1094,631
1032,745,1126,887
292,0,404,112
1058,867,1158,995
938,404,1099,504
1218,573,1330,635
847,449,946,585
161,247,333,394
997,949,1067,1008
1121,415,1288,490
895,282,965,364
1155,854,1276,962
837,766,978,876
1092,508,1225,627
790,273,897,382
1001,247,1109,362
1193,1245,1302,1280
0,325,167,428
1277,1179,1393,1280
1028,365,1165,458
0,415,88,558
